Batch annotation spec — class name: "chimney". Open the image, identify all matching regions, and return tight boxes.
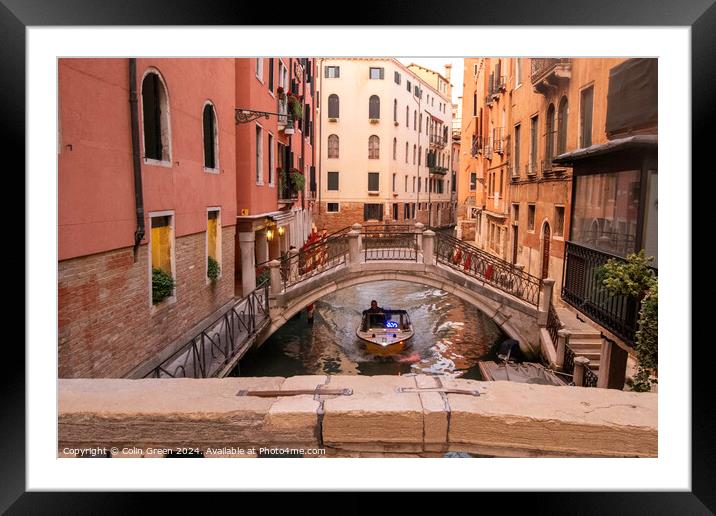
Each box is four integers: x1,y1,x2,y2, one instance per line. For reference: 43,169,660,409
444,63,452,82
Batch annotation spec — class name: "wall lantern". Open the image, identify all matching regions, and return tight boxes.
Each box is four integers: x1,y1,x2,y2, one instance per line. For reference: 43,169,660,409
266,228,274,241
278,226,285,236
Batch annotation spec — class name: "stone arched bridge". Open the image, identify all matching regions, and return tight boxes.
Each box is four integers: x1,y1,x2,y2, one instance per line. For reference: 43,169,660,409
259,223,558,360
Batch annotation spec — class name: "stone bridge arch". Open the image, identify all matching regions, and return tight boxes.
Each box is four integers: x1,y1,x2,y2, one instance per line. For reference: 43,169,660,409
261,261,544,359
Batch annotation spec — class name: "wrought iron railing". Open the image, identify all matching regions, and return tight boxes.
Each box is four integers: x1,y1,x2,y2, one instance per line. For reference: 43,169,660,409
143,281,270,378
562,241,650,346
563,344,575,379
530,58,571,84
583,366,599,388
364,232,418,261
434,232,542,306
280,234,349,289
547,302,562,347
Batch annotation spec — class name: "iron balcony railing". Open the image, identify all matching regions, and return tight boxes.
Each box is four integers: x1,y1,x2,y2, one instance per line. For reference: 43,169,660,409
530,58,572,84
435,232,542,306
430,134,448,147
562,241,656,347
546,302,561,346
143,281,270,378
561,344,599,388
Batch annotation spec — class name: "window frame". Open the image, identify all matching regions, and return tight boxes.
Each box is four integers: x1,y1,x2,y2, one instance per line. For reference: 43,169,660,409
205,208,222,284
327,171,340,191
140,68,173,167
255,123,264,186
326,202,340,213
148,210,177,308
202,101,219,173
367,172,380,193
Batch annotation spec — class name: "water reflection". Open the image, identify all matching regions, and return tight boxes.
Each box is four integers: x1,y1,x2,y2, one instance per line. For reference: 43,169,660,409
234,281,506,380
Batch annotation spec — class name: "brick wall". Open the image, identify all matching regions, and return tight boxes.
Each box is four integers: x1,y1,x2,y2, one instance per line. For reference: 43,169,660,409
58,226,236,378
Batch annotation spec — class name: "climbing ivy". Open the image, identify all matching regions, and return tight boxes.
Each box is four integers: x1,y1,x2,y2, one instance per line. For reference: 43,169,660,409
598,250,657,392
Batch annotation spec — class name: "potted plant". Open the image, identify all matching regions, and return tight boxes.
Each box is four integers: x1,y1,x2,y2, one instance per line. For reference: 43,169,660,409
276,86,286,101
287,94,303,120
152,268,175,304
290,167,305,193
207,256,221,282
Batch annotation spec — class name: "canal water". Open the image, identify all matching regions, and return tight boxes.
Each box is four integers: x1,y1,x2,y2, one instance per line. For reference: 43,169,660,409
233,280,507,380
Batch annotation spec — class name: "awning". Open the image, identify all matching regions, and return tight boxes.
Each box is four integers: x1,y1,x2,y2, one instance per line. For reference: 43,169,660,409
552,135,657,166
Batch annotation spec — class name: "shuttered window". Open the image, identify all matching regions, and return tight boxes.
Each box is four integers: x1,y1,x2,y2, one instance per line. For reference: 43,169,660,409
580,86,594,148
328,94,339,118
327,134,339,158
327,171,339,191
369,95,380,119
203,104,217,169
368,172,380,192
368,135,380,159
364,203,383,221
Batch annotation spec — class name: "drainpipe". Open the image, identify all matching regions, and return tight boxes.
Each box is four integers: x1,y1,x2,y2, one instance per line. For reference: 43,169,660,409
129,58,145,262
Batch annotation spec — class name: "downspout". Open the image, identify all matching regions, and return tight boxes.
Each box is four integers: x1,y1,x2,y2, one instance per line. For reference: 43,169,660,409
129,58,145,261
317,59,323,218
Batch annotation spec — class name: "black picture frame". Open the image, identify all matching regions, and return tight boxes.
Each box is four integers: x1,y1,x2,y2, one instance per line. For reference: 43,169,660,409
4,0,711,512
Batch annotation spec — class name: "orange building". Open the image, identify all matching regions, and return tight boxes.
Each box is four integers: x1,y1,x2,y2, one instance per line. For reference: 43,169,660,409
234,58,318,296
58,58,237,377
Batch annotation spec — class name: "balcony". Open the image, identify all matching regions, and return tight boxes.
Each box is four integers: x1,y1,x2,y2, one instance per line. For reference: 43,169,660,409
429,165,448,176
277,169,299,203
430,134,447,148
525,162,537,177
493,128,505,155
277,98,288,129
530,58,571,96
562,242,655,346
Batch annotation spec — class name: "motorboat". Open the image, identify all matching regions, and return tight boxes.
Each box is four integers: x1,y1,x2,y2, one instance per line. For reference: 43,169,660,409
357,309,414,355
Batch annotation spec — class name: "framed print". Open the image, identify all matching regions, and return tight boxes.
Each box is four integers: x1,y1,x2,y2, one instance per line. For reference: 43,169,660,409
4,0,712,512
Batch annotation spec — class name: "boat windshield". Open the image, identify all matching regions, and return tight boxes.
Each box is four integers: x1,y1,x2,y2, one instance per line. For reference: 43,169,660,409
362,310,410,330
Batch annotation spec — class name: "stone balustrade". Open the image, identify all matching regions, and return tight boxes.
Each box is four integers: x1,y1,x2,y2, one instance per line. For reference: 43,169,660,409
59,375,657,458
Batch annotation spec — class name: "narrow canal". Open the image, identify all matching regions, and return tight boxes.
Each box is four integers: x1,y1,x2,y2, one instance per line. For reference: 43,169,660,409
232,280,507,380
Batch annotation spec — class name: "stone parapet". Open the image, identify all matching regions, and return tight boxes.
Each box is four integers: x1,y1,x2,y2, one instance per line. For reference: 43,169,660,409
59,376,657,458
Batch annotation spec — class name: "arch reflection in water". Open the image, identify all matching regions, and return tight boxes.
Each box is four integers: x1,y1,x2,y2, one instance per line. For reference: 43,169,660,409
233,281,506,380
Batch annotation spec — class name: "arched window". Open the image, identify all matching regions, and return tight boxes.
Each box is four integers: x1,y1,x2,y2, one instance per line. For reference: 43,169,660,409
557,96,568,155
369,95,380,119
545,103,556,161
202,103,218,169
328,94,339,118
393,99,398,122
142,71,171,161
393,138,397,160
369,135,380,159
328,134,339,158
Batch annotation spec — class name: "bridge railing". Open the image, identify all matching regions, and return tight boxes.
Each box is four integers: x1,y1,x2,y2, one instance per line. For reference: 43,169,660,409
364,231,418,261
280,233,350,289
143,280,270,378
434,232,542,306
